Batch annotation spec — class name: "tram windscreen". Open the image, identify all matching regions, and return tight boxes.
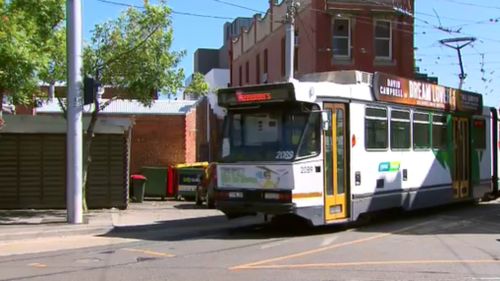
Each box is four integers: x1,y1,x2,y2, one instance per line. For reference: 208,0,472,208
221,104,321,162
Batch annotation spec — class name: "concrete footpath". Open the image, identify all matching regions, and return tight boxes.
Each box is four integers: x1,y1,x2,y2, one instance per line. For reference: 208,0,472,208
0,200,240,242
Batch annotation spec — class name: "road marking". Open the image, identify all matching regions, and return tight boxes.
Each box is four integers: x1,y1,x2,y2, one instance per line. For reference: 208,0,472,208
0,236,140,257
261,239,292,249
320,236,338,246
28,263,47,268
230,221,432,270
122,248,175,258
244,259,500,270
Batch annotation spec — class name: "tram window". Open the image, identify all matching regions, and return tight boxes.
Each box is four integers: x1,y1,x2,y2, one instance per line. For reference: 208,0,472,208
473,119,486,149
243,113,280,145
284,114,307,146
365,107,388,149
391,110,410,150
297,112,321,157
231,114,242,146
432,114,448,149
413,112,430,150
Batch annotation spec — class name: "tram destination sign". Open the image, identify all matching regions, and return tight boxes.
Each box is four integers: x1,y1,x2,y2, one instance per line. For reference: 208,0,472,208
218,83,295,107
372,72,482,113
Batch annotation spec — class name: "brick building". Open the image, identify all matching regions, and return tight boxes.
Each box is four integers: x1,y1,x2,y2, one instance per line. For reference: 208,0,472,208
230,0,415,86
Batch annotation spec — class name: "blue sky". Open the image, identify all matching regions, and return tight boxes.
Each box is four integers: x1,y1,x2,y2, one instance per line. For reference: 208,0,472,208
83,0,500,106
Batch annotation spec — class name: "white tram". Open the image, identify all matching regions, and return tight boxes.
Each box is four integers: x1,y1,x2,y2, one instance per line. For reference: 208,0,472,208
215,71,499,225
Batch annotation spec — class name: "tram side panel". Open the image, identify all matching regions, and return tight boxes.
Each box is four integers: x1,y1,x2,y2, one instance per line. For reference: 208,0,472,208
496,109,500,196
291,158,326,225
470,110,493,199
349,103,456,220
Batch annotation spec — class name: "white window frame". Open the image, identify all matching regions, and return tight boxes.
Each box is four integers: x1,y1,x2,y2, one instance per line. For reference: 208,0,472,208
332,18,351,59
390,108,411,150
374,19,392,60
365,106,389,151
412,111,431,151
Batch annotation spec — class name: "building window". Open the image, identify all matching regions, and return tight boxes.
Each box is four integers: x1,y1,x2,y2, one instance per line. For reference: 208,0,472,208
261,49,269,84
245,61,249,84
256,54,261,84
294,30,299,71
263,49,268,73
332,18,350,57
365,107,388,150
375,20,392,59
281,37,286,77
238,65,242,86
432,114,447,149
413,112,430,150
391,110,410,150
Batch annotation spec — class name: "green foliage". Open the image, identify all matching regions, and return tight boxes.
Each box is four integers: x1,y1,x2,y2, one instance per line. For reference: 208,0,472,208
184,72,210,98
0,0,65,104
39,27,67,85
83,3,185,105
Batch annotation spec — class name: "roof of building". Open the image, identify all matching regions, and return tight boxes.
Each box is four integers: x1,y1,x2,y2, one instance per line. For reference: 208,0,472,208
2,115,132,134
36,99,198,116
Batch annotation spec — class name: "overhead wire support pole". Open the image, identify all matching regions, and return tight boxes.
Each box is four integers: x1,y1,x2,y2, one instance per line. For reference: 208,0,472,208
285,0,300,82
439,37,476,90
66,0,83,224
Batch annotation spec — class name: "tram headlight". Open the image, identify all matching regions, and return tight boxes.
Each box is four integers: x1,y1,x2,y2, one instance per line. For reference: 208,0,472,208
264,193,280,200
228,191,244,199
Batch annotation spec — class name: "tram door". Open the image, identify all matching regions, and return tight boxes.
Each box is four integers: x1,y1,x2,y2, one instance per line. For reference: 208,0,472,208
323,103,348,221
452,118,470,199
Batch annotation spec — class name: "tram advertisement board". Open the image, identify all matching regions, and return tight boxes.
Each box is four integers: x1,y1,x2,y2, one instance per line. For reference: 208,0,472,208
372,72,482,113
218,165,293,190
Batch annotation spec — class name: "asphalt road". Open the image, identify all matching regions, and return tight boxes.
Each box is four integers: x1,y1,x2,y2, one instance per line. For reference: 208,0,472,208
1,201,499,281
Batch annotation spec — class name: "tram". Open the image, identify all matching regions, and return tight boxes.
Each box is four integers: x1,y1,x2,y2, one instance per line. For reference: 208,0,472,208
214,71,499,225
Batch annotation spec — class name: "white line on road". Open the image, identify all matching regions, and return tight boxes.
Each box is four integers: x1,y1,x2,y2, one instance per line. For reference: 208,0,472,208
320,236,338,246
260,239,292,249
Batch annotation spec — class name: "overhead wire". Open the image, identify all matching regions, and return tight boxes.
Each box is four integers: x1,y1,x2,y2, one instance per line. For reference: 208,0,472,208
95,0,498,98
440,0,500,10
96,0,234,20
211,0,265,14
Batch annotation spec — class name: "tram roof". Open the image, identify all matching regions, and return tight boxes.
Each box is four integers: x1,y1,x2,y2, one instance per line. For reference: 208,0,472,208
219,70,483,114
294,70,374,103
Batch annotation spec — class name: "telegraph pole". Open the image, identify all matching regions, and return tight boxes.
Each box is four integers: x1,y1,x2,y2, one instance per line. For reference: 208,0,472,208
284,0,300,82
439,37,476,90
66,0,83,224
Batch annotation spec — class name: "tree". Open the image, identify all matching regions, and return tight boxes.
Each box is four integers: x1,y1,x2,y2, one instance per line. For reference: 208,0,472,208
78,2,185,210
184,72,209,99
83,3,185,102
39,28,67,99
0,0,65,120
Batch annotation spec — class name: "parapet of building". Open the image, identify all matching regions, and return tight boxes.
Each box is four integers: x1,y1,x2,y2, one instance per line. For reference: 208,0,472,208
229,0,415,86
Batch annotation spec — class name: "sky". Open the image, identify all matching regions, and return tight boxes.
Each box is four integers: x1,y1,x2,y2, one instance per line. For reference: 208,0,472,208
83,0,500,106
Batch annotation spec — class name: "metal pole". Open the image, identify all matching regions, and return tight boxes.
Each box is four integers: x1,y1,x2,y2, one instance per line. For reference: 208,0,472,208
439,37,476,90
49,82,55,100
66,0,83,224
285,21,294,82
285,0,299,82
206,96,211,162
457,48,465,90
